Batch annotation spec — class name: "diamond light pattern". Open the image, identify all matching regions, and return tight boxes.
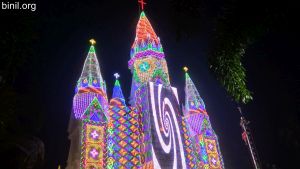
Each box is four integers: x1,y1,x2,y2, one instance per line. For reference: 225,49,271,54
108,99,141,168
81,124,105,168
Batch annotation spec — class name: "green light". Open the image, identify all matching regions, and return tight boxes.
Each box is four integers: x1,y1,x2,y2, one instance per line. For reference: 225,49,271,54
89,45,96,53
139,61,150,72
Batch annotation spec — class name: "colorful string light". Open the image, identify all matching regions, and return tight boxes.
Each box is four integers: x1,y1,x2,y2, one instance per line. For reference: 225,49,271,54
67,9,225,169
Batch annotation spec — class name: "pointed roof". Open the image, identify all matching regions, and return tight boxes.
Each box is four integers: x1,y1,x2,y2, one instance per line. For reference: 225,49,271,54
184,68,206,113
82,97,108,122
128,11,165,68
129,11,165,67
112,74,126,104
76,40,106,93
133,11,159,46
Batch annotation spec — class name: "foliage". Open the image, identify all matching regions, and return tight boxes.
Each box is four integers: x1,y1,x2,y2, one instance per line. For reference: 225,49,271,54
209,8,260,104
170,0,288,104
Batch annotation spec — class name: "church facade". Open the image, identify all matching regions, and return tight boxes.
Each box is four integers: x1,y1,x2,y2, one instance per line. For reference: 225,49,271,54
66,11,225,169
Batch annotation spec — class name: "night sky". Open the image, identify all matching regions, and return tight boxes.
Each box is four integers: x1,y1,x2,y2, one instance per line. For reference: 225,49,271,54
1,0,298,169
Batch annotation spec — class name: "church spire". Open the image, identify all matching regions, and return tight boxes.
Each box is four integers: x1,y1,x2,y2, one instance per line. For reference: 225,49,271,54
128,9,171,105
129,11,163,60
184,67,206,114
73,39,109,119
76,39,106,94
112,73,126,104
128,11,169,90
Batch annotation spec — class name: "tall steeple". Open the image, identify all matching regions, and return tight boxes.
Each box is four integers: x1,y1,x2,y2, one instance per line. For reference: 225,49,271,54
129,11,170,104
129,11,161,59
67,39,109,169
75,39,106,94
184,67,206,115
73,39,108,119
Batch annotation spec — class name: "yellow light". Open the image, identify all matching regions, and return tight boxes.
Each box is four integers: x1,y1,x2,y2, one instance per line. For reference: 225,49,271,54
89,39,96,45
183,66,189,72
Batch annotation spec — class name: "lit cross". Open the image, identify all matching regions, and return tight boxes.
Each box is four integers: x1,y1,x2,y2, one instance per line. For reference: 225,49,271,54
183,66,189,72
90,130,99,139
90,148,99,159
138,0,146,10
114,73,120,79
211,157,217,165
89,39,96,45
208,143,214,150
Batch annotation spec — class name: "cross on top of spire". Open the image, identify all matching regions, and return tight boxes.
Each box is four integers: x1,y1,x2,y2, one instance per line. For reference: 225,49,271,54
138,0,146,10
183,66,189,72
114,73,120,79
89,39,96,45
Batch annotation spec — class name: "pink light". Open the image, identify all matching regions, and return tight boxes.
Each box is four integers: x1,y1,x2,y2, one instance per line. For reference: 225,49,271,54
208,143,214,150
73,93,108,119
90,130,99,140
211,157,217,165
90,148,99,159
128,50,165,68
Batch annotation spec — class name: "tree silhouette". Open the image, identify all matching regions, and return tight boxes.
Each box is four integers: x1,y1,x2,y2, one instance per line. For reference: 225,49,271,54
170,0,290,104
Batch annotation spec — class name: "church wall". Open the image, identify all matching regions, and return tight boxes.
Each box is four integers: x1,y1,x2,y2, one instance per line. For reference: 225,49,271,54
107,99,141,169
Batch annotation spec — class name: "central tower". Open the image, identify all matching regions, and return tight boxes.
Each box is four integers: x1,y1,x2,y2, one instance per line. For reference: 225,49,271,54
129,11,170,104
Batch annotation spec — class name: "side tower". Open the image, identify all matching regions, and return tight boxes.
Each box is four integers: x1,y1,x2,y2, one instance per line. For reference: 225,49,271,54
67,40,109,169
184,68,225,169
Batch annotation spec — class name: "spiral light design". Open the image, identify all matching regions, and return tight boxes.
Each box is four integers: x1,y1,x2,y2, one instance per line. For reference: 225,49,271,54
149,82,187,169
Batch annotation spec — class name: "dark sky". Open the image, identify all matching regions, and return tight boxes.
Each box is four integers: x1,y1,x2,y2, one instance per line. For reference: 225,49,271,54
3,0,298,169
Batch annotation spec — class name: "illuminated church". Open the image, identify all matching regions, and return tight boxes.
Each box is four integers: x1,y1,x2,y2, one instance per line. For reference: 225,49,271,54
66,8,225,169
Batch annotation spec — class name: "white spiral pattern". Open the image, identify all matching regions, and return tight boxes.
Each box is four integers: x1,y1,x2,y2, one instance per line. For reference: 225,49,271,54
149,82,187,169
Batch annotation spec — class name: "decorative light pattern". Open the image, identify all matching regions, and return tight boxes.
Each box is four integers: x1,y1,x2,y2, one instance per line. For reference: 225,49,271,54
134,58,155,83
128,50,164,68
78,95,108,169
81,124,105,169
90,130,99,140
149,82,187,169
205,139,222,168
108,99,141,168
106,121,115,169
184,71,225,168
129,11,170,102
76,43,106,94
130,11,160,57
67,8,225,169
185,71,206,112
90,148,99,159
73,92,109,120
181,118,199,169
134,87,153,165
